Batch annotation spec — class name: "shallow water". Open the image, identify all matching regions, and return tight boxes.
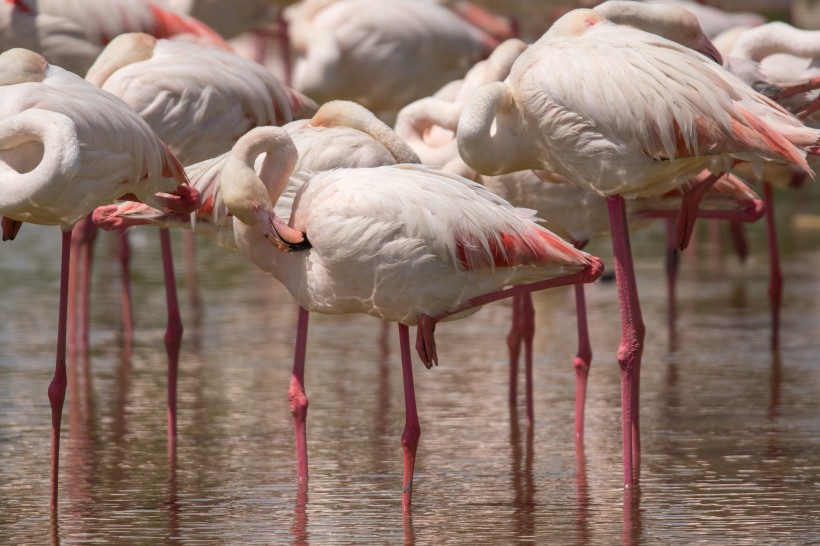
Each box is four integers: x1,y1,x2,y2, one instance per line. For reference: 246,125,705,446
1,184,820,545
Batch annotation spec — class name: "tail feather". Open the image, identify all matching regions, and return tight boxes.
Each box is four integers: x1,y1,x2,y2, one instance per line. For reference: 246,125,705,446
734,105,811,173
455,224,591,271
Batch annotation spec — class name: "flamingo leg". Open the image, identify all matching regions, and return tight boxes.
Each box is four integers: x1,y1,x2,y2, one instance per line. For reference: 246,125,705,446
674,171,723,250
117,229,134,351
606,195,646,488
49,230,72,513
569,240,592,440
798,94,820,119
398,323,420,512
664,217,679,346
771,75,820,100
415,259,603,368
727,221,749,264
506,293,522,409
159,228,182,446
762,182,782,351
573,282,592,440
67,215,97,355
290,306,310,483
78,220,97,353
505,293,535,424
519,292,535,428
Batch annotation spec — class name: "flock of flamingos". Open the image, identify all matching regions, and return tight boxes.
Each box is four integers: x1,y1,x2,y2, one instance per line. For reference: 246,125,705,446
2,0,819,516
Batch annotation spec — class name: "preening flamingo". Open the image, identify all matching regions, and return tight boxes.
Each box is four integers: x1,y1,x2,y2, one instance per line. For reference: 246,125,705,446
94,100,420,487
81,31,317,446
208,125,602,511
0,48,191,512
457,9,820,488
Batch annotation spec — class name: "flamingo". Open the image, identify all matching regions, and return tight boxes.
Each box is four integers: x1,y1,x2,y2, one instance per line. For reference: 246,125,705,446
712,21,820,348
94,100,419,241
1,0,230,77
394,10,739,431
0,48,191,512
93,100,421,489
285,0,503,120
80,31,317,446
0,2,102,75
456,9,820,489
202,125,602,511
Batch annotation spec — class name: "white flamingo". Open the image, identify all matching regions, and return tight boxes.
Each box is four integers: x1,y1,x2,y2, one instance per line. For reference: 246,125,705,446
210,124,602,510
0,47,191,512
456,9,820,489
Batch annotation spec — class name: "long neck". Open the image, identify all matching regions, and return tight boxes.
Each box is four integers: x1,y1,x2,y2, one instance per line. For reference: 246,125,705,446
219,127,298,229
85,33,156,86
456,81,538,176
0,110,81,222
732,22,820,62
313,101,421,164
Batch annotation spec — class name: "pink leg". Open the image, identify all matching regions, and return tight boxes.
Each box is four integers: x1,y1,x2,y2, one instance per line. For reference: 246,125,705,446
506,294,522,408
606,195,646,488
290,306,310,483
519,292,535,428
674,171,723,250
416,260,603,368
763,182,782,351
78,220,97,353
49,230,73,513
117,229,134,351
159,228,183,446
573,283,592,440
772,75,820,100
506,293,535,423
68,215,96,355
664,217,679,345
728,221,749,264
398,323,420,512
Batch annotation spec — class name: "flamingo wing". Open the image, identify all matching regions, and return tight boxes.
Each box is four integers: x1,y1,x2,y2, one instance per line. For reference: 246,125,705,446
522,20,817,169
294,164,590,273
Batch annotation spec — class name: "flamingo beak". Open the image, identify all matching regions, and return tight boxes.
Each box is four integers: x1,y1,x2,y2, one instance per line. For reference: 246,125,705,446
696,36,723,66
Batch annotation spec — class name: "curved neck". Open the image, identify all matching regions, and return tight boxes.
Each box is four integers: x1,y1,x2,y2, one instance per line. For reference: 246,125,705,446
456,82,538,176
310,101,420,164
85,33,156,86
219,127,297,229
0,109,80,221
732,22,820,62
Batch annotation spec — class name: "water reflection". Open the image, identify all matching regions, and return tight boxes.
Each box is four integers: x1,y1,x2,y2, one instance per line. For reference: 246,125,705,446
1,184,820,543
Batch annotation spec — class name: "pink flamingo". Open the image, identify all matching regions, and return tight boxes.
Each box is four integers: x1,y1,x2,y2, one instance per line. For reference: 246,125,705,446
82,31,317,445
713,20,820,348
94,100,422,492
0,47,191,512
1,0,229,77
457,9,820,488
285,0,504,120
188,125,602,511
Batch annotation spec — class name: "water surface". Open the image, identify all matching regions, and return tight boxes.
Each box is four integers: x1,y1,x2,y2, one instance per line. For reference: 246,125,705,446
1,185,819,544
